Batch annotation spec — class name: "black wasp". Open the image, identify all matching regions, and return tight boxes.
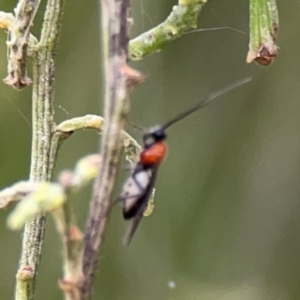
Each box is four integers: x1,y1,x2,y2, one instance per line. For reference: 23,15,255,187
117,77,251,245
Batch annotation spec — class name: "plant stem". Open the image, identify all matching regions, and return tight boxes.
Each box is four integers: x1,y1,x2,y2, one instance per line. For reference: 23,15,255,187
50,115,141,175
129,0,208,60
54,202,83,300
247,0,279,65
4,0,40,89
15,0,65,299
78,0,143,298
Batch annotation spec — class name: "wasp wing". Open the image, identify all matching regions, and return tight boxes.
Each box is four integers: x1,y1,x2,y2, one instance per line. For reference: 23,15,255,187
123,165,159,246
120,164,152,219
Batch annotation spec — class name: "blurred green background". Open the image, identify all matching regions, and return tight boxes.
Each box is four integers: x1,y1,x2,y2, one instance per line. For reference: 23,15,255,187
0,0,299,299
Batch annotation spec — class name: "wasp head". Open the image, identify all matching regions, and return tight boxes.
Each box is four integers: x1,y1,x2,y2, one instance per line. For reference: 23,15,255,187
143,126,167,148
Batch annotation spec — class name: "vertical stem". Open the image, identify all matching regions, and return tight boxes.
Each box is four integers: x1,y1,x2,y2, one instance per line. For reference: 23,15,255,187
15,0,65,299
79,0,134,298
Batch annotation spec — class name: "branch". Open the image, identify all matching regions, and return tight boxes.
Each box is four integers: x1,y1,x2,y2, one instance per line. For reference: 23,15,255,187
50,115,141,175
247,0,279,65
56,212,83,300
54,154,104,300
49,115,103,177
15,0,65,299
7,183,66,231
3,0,40,89
78,0,144,298
129,0,208,60
0,181,37,209
54,205,82,292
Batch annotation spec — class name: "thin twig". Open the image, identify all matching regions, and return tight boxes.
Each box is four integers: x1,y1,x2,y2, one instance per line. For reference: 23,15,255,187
55,155,102,300
7,183,66,231
49,115,104,176
4,0,40,89
54,198,83,300
49,115,141,175
78,0,144,298
247,0,279,65
0,181,37,209
129,0,208,60
15,0,65,299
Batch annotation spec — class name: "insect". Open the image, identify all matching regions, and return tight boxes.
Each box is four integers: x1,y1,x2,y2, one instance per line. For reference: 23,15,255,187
118,77,252,246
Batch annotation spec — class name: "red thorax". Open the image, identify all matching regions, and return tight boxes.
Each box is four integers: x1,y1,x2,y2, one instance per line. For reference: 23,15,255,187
140,142,167,166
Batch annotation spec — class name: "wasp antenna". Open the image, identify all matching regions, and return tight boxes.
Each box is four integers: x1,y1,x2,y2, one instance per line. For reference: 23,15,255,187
161,76,252,130
124,115,144,133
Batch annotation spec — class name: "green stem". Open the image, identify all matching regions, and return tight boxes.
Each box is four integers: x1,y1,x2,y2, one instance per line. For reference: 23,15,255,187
129,0,208,60
247,0,279,65
15,0,65,299
50,115,141,175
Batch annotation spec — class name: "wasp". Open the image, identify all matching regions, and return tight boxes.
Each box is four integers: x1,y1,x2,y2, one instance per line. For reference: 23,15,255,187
117,77,252,245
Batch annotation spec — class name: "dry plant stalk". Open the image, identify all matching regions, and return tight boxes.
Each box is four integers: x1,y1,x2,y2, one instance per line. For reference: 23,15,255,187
0,0,66,299
78,0,144,298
